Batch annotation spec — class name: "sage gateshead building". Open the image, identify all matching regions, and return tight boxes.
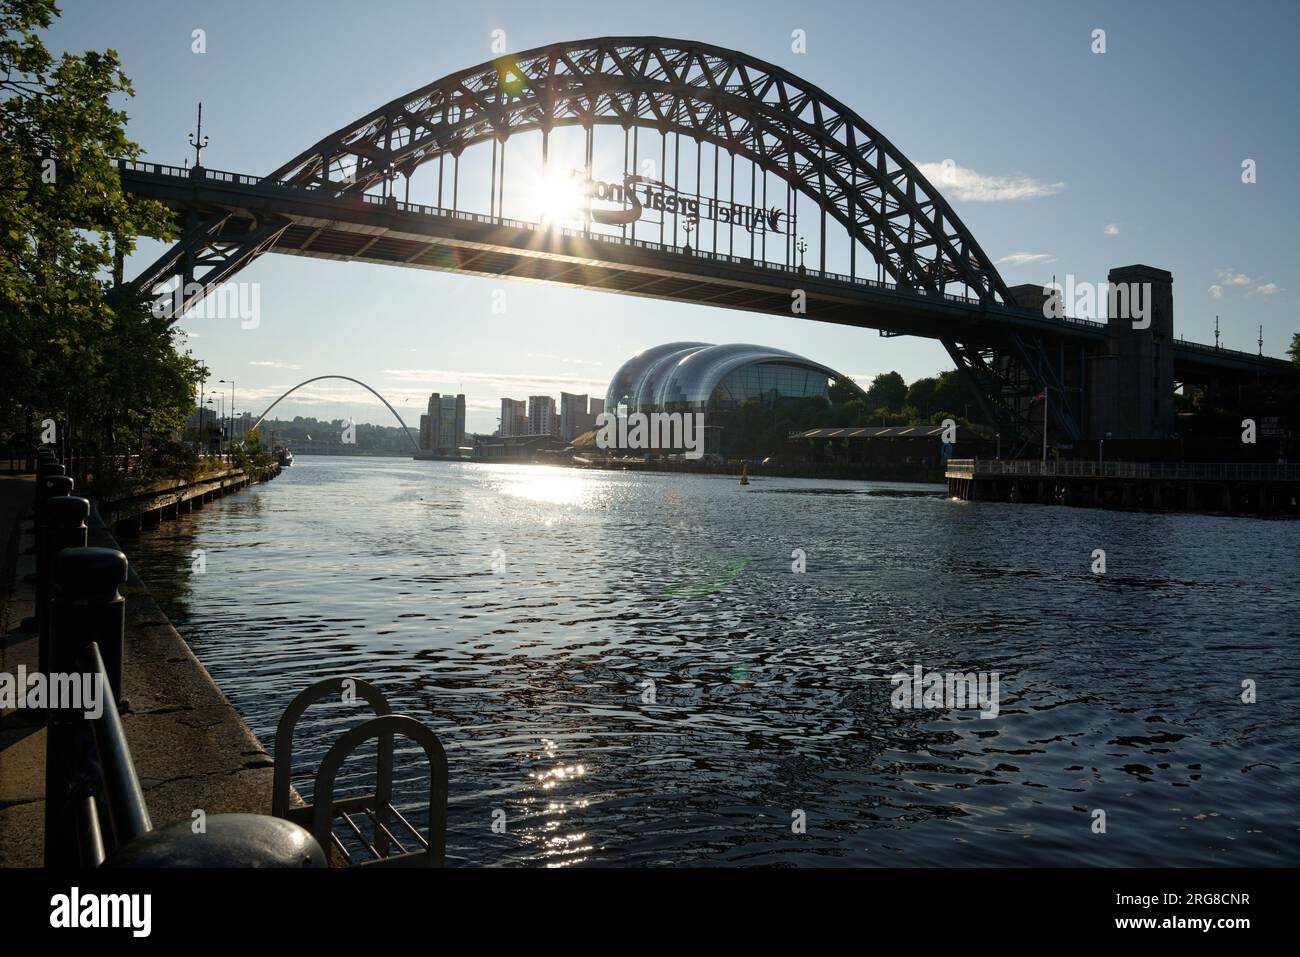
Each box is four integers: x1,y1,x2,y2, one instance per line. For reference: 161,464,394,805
604,342,842,416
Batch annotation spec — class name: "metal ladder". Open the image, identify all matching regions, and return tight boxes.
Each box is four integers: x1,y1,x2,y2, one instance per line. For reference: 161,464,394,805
272,677,448,867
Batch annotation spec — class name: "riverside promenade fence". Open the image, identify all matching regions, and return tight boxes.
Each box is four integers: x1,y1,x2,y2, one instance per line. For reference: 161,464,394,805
945,458,1300,515
5,448,450,868
13,448,326,867
3,447,237,494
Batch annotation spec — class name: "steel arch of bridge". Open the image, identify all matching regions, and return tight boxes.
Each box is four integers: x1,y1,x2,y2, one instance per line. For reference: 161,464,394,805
132,37,1080,447
249,375,419,449
270,37,1009,304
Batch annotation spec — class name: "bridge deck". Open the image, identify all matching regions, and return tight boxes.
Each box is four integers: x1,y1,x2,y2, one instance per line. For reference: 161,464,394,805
119,162,1288,379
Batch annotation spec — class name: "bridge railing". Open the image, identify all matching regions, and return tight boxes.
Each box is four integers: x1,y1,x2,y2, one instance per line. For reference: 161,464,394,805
948,458,1300,482
119,160,1284,361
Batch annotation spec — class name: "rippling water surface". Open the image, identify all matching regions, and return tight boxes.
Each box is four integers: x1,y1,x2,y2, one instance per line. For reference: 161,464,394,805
127,456,1300,866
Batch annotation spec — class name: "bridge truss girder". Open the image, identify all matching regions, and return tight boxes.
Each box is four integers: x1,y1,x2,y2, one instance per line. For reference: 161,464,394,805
944,331,1085,453
133,207,290,318
264,37,1011,305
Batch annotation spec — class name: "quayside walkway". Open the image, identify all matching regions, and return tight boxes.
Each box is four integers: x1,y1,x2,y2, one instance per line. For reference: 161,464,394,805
0,474,284,866
945,459,1300,515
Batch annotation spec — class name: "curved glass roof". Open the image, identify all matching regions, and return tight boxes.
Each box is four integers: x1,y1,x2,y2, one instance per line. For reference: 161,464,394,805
604,341,709,412
605,343,841,412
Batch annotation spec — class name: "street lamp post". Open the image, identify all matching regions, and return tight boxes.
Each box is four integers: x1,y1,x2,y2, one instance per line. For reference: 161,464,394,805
219,379,236,444
188,102,209,169
796,237,808,272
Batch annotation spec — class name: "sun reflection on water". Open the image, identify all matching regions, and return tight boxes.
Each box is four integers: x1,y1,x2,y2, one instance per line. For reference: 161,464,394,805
524,738,595,866
497,467,597,507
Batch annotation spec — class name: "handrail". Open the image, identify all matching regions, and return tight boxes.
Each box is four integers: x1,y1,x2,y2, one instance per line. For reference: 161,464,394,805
310,714,448,867
79,641,152,854
947,458,1300,481
272,676,392,820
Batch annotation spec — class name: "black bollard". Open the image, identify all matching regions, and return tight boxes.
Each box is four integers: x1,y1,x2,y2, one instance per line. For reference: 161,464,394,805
23,474,75,580
51,547,127,705
40,473,74,499
104,814,327,868
35,496,90,676
44,547,130,867
33,460,65,507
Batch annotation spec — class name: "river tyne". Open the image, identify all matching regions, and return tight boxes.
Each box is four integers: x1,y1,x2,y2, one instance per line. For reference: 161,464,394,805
126,456,1299,867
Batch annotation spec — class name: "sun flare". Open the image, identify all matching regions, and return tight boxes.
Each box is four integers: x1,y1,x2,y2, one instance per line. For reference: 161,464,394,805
533,168,587,226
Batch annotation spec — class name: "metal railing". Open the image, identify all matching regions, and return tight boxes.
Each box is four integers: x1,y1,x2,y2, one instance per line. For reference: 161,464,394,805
946,458,1300,482
30,448,327,868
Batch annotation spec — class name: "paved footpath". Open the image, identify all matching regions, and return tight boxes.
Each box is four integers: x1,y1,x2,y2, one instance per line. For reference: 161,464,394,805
0,475,42,865
0,473,288,867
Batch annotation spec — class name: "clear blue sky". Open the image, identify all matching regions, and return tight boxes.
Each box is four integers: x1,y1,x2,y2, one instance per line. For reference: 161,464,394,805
46,0,1300,432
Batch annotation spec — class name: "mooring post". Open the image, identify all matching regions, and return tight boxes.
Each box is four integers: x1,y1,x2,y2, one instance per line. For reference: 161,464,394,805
105,814,327,868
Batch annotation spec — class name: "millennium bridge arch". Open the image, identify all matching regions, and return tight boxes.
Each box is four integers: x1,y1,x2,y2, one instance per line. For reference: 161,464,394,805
122,38,1290,451
249,375,419,449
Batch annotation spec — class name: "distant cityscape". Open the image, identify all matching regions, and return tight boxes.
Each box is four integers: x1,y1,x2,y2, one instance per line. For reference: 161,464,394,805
417,391,605,456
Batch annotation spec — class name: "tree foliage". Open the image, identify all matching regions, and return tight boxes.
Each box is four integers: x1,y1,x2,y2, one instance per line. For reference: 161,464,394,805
1,0,198,469
865,370,908,412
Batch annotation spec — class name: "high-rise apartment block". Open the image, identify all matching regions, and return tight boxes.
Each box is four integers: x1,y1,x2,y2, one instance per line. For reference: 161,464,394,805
500,398,528,438
419,392,466,453
527,395,558,436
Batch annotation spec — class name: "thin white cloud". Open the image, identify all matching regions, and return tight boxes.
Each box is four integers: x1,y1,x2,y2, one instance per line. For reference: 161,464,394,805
998,252,1057,266
380,368,610,406
1104,223,1120,236
249,360,303,370
1217,269,1252,286
525,352,604,367
919,162,1065,202
1213,270,1281,298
